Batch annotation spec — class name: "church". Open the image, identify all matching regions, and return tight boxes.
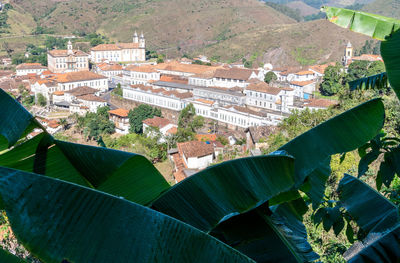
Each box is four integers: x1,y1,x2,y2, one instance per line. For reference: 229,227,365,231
90,31,146,63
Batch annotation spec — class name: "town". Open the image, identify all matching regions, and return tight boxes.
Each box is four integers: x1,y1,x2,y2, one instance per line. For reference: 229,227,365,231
0,31,383,184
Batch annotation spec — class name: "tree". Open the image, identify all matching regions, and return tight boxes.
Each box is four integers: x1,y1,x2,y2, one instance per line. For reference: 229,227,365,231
320,63,345,96
128,104,162,134
59,118,68,131
112,83,123,97
36,93,47,107
264,71,277,84
176,103,204,141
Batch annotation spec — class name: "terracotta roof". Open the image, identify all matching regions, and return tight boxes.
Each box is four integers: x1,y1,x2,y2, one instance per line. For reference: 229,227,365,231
47,120,60,129
304,98,338,108
55,71,106,83
16,63,47,70
155,61,220,75
214,68,258,81
195,98,215,105
177,141,214,158
109,108,129,118
309,63,335,75
130,84,193,99
77,94,106,103
196,134,217,142
98,63,123,71
143,116,171,129
174,170,186,183
53,91,64,96
48,49,88,57
37,79,57,86
160,75,187,84
294,70,314,76
125,65,157,73
166,126,178,135
246,82,282,95
91,43,140,51
65,86,97,96
290,80,315,87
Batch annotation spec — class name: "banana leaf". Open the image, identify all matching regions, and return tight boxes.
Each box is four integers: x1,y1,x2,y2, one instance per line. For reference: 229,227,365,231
0,248,25,263
0,90,40,151
381,30,400,99
152,155,295,231
338,174,400,234
279,98,384,193
305,157,331,209
348,73,389,91
0,166,254,263
210,202,318,263
321,6,400,41
344,224,400,263
0,132,170,205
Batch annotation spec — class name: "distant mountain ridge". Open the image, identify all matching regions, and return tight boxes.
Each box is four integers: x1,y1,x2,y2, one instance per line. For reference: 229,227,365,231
2,0,381,67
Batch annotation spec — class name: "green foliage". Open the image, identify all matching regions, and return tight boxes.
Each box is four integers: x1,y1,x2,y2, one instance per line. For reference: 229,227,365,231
264,71,277,84
177,103,204,141
36,93,46,107
346,60,386,83
357,40,380,55
112,83,123,97
217,135,229,146
128,104,162,134
320,63,345,96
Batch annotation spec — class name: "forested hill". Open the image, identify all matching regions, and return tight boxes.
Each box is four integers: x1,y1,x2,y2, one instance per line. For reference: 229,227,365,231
362,0,400,19
2,0,392,67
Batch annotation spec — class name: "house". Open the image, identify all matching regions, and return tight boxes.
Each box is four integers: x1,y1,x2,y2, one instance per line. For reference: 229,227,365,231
287,70,316,82
64,86,99,102
47,40,89,73
90,31,145,63
95,62,123,80
123,65,160,85
303,98,338,111
177,141,214,169
142,116,178,142
212,68,264,88
54,71,109,92
155,61,220,77
109,108,130,134
309,63,336,78
289,80,316,99
73,94,107,113
245,81,294,113
16,63,47,76
31,79,58,103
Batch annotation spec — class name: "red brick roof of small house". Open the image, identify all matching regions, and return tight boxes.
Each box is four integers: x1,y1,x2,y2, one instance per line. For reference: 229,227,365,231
16,63,47,70
109,108,129,118
166,126,178,135
160,75,188,84
53,91,64,96
304,98,338,108
65,86,97,96
351,54,383,62
98,63,123,71
155,61,220,75
177,141,214,158
309,63,336,75
294,70,315,76
142,116,171,129
48,120,60,129
125,65,157,73
290,80,315,87
195,98,215,105
54,71,106,83
77,94,106,103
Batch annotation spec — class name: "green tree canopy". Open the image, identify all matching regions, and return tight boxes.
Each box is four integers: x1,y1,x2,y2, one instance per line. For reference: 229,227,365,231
320,63,345,96
128,104,162,134
264,71,277,84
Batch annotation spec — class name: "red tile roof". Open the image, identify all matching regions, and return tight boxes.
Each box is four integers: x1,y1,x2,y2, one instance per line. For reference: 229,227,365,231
177,141,214,158
65,86,97,96
91,43,140,51
246,82,282,95
55,71,106,83
77,94,106,103
109,108,129,117
16,63,47,70
143,116,171,129
304,98,338,108
48,49,88,57
125,65,157,73
214,68,258,80
290,80,315,87
196,134,217,142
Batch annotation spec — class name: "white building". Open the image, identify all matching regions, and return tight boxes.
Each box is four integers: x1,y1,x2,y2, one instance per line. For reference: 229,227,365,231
47,40,89,73
177,141,214,169
54,71,109,93
94,62,123,80
289,80,316,99
142,116,178,142
16,63,47,76
123,65,160,85
73,94,107,113
109,108,130,134
90,31,145,63
212,68,264,88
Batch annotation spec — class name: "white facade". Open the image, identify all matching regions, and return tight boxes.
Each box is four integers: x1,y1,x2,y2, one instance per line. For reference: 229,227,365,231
47,41,89,73
123,66,160,85
184,154,213,169
16,63,47,76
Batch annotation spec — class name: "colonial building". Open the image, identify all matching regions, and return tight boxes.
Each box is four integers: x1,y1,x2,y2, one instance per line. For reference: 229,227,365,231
212,68,264,88
94,62,123,80
54,71,108,92
289,80,316,99
47,40,89,73
109,108,130,134
90,31,145,63
193,86,246,106
16,63,47,76
123,65,160,85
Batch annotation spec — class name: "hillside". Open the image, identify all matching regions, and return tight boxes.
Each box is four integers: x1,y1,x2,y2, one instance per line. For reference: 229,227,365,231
2,0,376,67
285,1,319,16
362,0,400,19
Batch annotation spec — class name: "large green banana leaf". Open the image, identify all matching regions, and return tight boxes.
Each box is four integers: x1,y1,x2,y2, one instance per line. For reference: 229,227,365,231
279,98,384,204
338,174,400,234
0,166,254,263
0,132,170,205
321,6,400,41
0,248,25,263
344,224,400,263
305,157,331,209
322,7,400,99
152,155,295,232
0,90,40,151
210,202,318,263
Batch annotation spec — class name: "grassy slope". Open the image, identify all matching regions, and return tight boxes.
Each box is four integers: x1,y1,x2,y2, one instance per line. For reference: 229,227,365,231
362,0,400,19
286,1,319,16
